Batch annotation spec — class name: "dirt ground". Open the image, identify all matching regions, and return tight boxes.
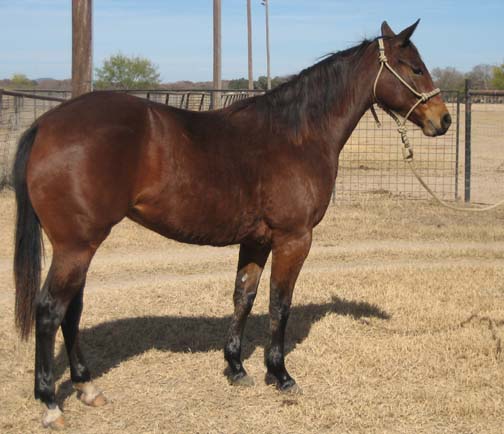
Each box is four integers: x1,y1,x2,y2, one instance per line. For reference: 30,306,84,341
1,190,504,434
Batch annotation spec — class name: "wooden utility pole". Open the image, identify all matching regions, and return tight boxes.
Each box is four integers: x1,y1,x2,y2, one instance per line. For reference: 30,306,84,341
247,0,254,91
263,0,271,90
72,0,93,98
213,0,222,109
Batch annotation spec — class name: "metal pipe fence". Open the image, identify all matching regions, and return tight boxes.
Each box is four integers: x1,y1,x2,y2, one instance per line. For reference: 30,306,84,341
125,89,260,111
0,87,501,205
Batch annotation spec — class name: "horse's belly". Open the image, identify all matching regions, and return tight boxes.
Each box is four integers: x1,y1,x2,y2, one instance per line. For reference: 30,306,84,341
128,199,264,247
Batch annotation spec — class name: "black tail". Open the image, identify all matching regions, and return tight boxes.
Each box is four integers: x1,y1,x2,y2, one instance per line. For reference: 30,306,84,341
13,125,43,340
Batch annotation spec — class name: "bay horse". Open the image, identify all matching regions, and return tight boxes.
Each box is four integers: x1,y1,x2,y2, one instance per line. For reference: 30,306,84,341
13,20,451,429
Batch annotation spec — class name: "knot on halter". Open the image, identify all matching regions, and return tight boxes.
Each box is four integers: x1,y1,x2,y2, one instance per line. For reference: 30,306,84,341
377,38,388,63
397,125,413,160
420,89,441,102
378,52,388,63
397,125,409,143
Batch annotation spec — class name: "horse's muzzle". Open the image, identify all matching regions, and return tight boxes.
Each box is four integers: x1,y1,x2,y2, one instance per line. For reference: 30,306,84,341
423,111,451,137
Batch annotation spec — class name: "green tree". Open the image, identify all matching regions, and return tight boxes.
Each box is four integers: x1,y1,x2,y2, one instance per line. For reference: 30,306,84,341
492,64,504,90
94,53,161,90
10,73,34,89
254,75,268,90
272,75,290,88
254,75,290,90
228,78,249,90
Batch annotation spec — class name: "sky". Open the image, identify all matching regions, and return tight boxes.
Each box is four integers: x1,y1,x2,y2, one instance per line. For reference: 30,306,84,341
0,0,503,82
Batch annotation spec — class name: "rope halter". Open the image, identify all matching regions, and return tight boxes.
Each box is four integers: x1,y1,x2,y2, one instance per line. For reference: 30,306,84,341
370,37,441,160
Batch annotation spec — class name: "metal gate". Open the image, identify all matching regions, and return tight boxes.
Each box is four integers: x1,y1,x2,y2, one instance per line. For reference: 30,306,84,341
463,86,504,205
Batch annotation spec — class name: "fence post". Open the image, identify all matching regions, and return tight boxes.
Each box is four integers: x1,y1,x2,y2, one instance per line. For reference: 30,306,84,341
464,79,471,203
454,91,460,200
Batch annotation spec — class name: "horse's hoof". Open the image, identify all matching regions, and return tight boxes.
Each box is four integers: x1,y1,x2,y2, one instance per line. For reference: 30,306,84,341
265,373,303,394
280,381,303,395
230,373,255,387
74,382,107,407
224,371,254,387
42,406,65,430
265,372,277,386
84,391,107,407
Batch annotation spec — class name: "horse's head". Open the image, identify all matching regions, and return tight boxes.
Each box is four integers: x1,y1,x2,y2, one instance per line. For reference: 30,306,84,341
373,19,451,137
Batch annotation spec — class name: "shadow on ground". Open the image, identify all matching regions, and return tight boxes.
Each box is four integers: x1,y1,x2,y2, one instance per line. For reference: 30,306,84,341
54,296,389,402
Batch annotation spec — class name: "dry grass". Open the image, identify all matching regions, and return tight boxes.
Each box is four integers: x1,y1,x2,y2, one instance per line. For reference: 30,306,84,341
1,190,504,433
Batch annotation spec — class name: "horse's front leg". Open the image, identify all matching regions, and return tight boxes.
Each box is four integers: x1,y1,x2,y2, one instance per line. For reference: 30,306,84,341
224,243,270,386
265,230,312,392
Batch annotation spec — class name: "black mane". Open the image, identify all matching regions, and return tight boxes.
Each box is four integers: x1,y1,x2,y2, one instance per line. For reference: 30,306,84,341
229,38,374,144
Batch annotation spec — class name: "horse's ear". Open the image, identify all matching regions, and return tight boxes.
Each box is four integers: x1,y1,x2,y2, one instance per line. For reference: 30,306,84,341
381,21,395,37
396,19,420,46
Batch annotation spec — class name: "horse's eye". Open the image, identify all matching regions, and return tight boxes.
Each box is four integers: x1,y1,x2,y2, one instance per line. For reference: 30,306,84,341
412,67,423,76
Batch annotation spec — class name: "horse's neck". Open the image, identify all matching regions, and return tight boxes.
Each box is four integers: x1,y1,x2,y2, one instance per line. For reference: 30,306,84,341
314,57,376,173
327,83,374,147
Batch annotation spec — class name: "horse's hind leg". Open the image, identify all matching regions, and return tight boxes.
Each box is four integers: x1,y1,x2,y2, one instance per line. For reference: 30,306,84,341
224,243,270,386
61,286,106,407
35,246,95,429
265,231,312,393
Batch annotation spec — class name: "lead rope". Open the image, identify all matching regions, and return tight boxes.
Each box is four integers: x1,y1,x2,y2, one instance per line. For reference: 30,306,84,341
372,38,504,212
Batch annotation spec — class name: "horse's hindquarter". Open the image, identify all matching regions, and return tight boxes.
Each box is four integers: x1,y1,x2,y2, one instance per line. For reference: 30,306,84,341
27,92,148,246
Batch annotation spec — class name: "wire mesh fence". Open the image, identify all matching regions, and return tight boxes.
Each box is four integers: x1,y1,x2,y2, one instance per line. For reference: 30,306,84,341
0,90,65,187
335,91,460,202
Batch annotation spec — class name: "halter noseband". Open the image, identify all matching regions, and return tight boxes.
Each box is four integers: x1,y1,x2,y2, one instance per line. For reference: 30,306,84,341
371,37,441,160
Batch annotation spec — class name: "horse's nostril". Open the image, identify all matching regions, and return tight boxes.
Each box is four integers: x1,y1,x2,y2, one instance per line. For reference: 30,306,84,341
441,113,452,130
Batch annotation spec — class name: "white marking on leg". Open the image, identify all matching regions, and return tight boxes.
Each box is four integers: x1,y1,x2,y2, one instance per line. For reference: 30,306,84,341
74,382,104,405
241,273,248,283
42,405,64,428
